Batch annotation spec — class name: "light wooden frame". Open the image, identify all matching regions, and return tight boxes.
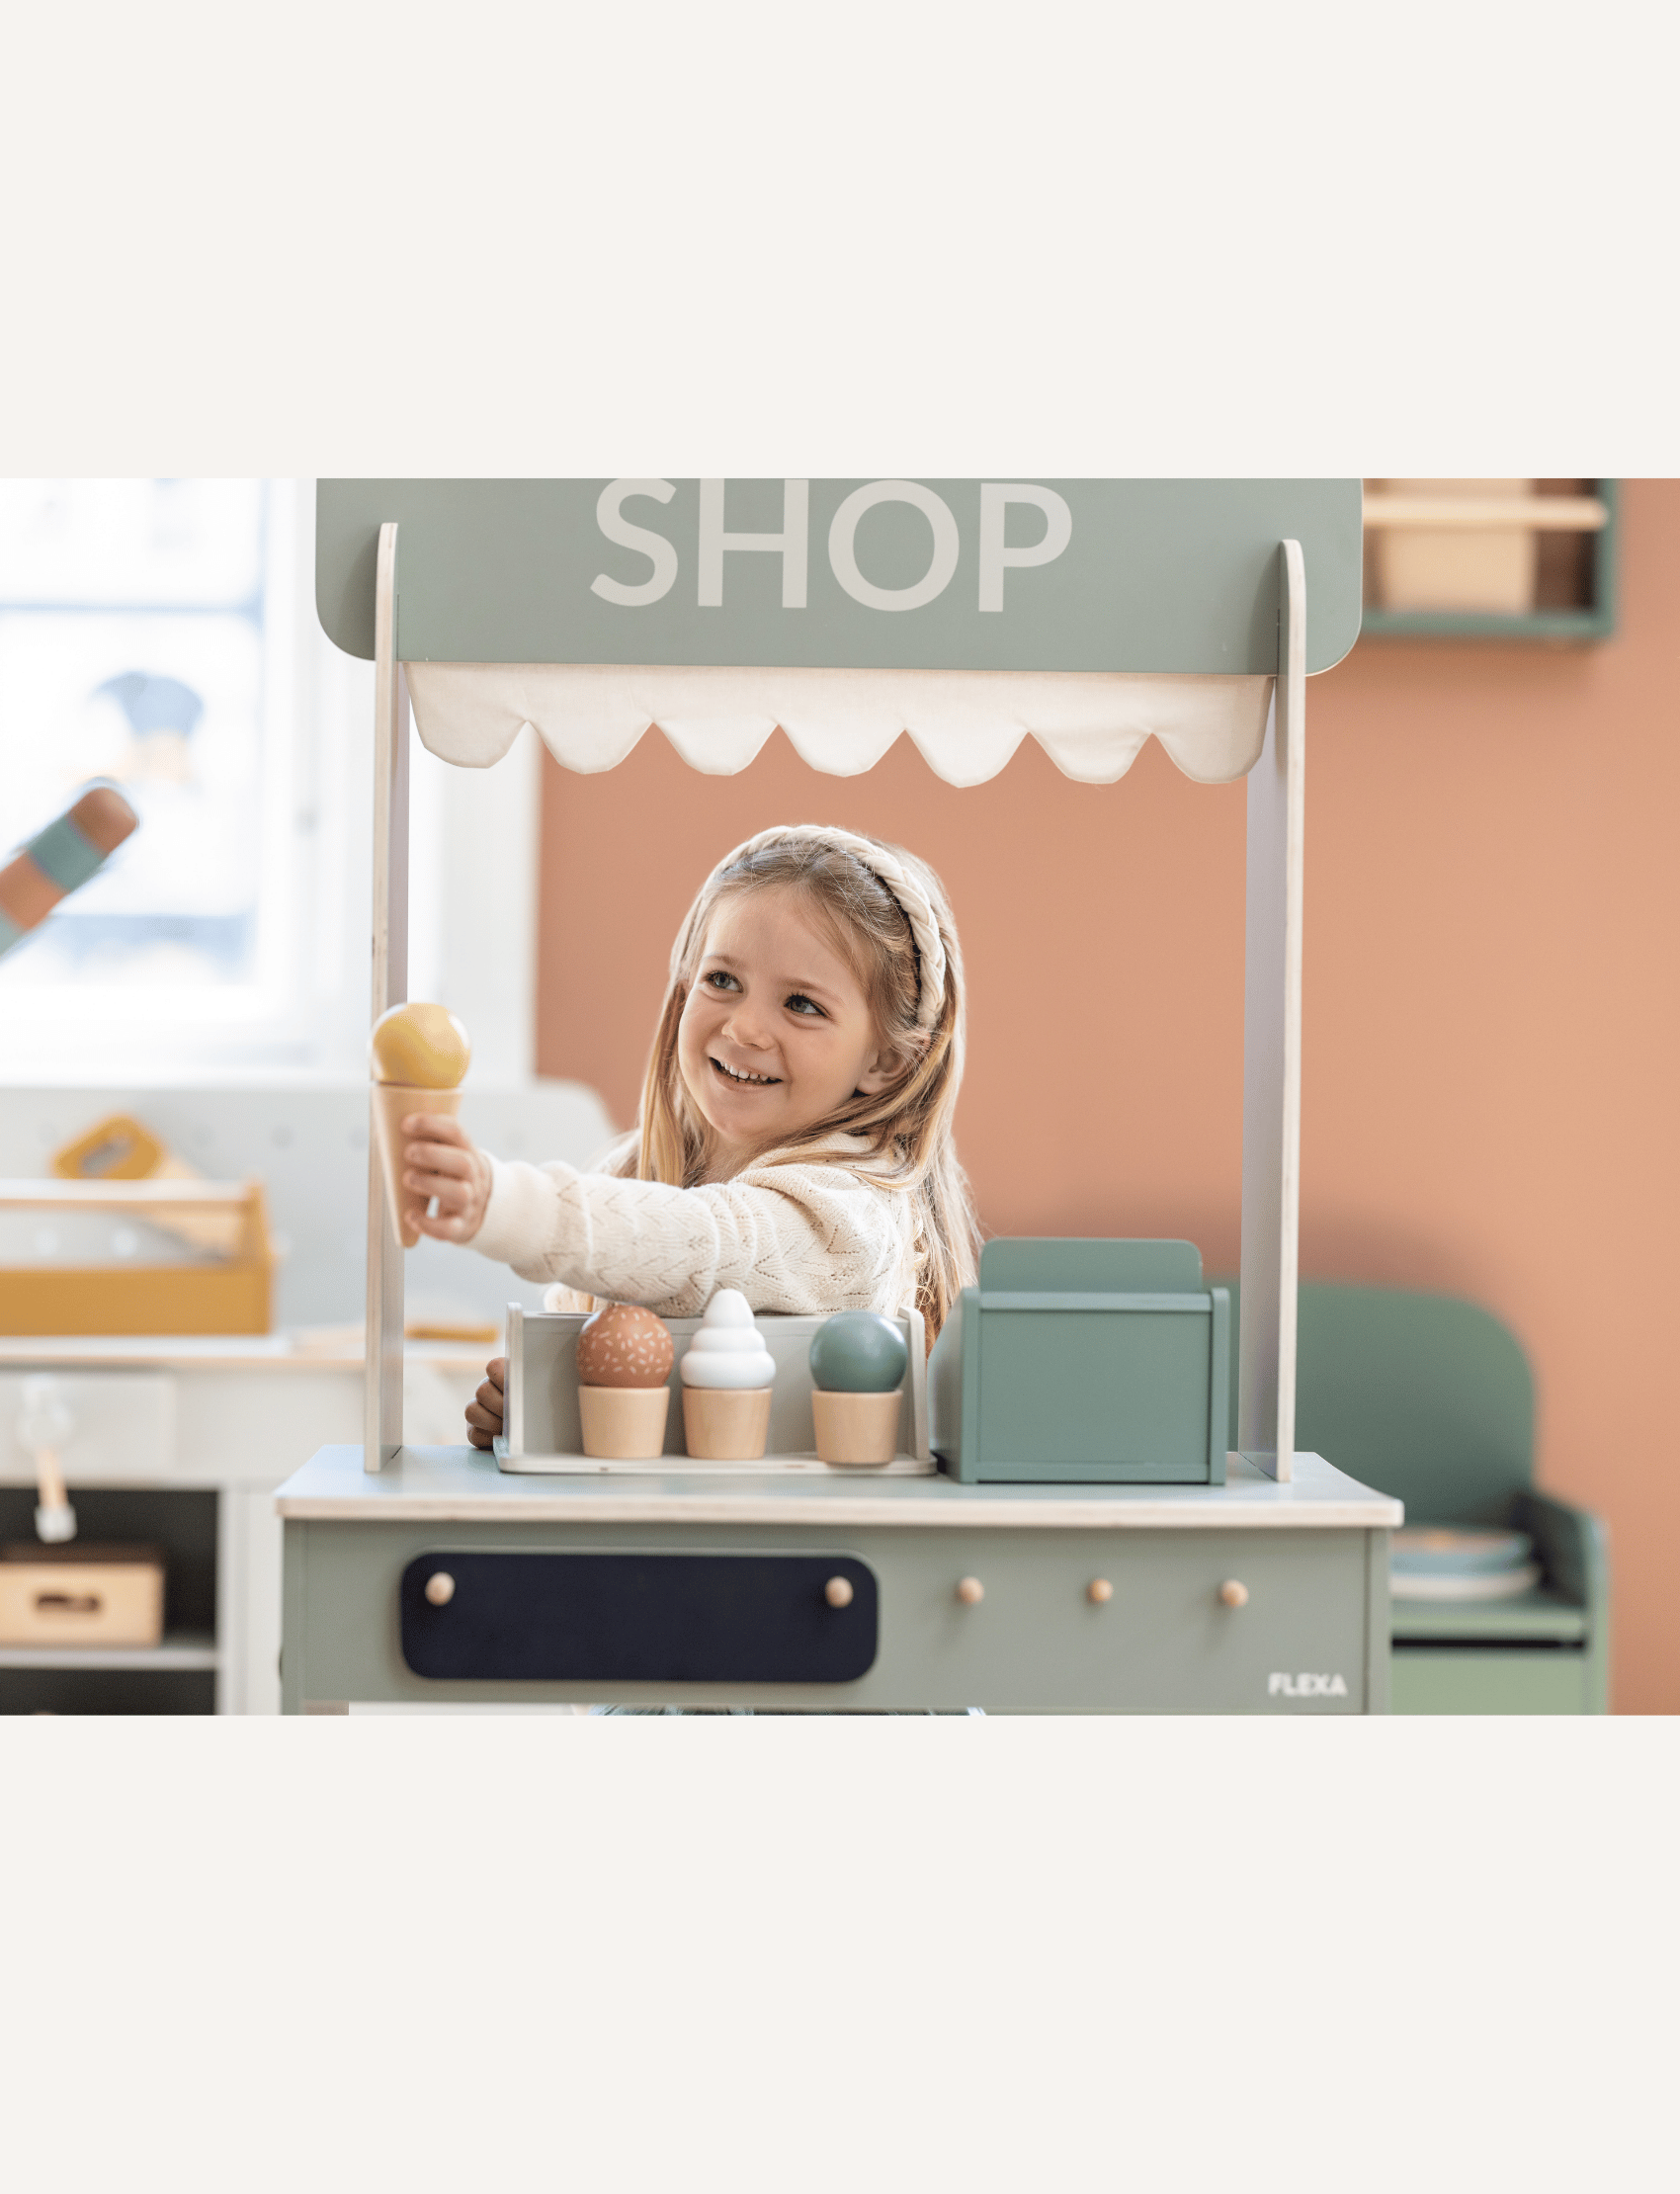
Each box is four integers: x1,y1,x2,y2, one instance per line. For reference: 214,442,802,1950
363,518,1313,1484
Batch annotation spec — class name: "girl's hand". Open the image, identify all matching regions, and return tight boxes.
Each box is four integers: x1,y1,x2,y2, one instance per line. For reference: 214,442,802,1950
402,1113,492,1242
465,1357,506,1450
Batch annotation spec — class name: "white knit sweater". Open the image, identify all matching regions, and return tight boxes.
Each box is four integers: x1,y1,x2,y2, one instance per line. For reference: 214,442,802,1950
468,1134,921,1320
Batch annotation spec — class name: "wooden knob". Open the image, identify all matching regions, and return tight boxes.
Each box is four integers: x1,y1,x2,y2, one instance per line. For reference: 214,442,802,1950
1087,1578,1113,1605
1218,1578,1249,1609
425,1571,456,1607
824,1575,854,1609
956,1576,984,1606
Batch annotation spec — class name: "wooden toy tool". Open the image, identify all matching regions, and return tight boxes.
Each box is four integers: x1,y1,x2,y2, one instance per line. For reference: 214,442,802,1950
0,783,138,957
17,1374,77,1543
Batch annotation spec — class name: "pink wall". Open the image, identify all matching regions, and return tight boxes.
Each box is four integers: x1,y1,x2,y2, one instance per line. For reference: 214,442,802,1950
538,479,1680,1710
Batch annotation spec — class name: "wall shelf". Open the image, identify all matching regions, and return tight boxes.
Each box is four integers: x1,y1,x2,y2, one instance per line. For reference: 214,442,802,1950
0,1481,219,1712
1360,480,1618,643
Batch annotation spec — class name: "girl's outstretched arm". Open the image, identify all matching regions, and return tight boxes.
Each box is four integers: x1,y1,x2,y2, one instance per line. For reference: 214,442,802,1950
462,1142,917,1320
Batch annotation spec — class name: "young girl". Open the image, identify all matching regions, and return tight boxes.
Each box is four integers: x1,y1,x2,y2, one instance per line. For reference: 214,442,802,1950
393,824,980,1450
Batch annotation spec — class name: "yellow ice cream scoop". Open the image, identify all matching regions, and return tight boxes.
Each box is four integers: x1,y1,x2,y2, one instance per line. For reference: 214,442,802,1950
369,1002,471,1089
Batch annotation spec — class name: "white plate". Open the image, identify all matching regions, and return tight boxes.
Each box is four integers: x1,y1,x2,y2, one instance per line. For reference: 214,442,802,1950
1389,1561,1543,1601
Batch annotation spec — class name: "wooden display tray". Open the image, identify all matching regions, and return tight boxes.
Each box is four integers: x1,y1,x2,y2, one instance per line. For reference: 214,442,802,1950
493,1438,930,1478
497,1306,932,1477
0,1179,273,1336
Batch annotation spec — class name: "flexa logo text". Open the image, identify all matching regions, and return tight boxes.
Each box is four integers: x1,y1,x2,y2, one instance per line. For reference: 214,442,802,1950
1268,1672,1349,1699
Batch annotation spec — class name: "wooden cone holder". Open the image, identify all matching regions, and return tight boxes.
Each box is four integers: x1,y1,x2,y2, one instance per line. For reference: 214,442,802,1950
682,1387,773,1462
811,1389,902,1467
578,1386,672,1461
371,1083,462,1250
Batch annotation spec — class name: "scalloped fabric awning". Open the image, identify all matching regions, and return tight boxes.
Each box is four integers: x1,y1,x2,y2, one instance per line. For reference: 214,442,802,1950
404,663,1274,788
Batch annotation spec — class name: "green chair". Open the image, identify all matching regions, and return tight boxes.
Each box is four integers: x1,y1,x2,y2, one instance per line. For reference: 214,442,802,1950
1225,1283,1609,1713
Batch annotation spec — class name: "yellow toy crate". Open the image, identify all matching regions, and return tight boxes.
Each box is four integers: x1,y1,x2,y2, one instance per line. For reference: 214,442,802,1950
0,1179,274,1336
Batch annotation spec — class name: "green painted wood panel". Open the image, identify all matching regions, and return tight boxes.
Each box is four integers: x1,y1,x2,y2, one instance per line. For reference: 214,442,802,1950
284,1517,1379,1714
1365,1528,1391,1715
1391,1647,1588,1716
978,1238,1204,1292
315,479,1364,675
931,1243,1227,1485
931,1284,1227,1483
1391,1590,1587,1644
978,1309,1212,1477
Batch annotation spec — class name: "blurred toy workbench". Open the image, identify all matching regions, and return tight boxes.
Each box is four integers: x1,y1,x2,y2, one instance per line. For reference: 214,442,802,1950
274,1444,1401,1715
0,1333,487,1715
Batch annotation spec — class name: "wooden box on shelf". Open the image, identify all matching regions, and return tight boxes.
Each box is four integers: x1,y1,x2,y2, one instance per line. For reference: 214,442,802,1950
1361,480,1616,640
0,1179,275,1336
1370,478,1544,613
0,1544,166,1647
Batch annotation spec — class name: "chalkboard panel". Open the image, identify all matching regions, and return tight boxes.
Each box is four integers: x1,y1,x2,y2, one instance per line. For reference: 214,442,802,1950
399,1552,878,1684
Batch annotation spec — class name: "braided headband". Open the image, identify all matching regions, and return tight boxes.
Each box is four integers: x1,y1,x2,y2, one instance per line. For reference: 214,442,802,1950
712,824,948,1033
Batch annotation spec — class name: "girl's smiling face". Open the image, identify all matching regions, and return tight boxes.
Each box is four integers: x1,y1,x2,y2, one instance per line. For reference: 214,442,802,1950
677,884,896,1177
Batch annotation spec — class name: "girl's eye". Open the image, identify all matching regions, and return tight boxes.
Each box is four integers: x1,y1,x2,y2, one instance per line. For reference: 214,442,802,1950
785,992,823,1017
705,970,741,992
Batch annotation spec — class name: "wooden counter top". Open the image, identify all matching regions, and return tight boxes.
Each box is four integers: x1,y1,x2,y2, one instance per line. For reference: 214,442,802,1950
275,1443,1402,1531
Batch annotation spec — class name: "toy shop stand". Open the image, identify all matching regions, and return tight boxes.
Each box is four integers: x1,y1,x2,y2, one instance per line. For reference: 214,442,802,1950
276,480,1400,1713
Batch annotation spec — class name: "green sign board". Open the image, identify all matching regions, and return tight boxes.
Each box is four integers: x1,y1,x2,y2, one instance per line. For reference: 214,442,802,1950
316,478,1363,676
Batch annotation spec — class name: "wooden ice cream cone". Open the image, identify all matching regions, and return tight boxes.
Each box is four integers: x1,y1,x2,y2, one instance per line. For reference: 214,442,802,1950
371,1082,462,1250
811,1389,902,1467
682,1387,773,1462
578,1385,672,1460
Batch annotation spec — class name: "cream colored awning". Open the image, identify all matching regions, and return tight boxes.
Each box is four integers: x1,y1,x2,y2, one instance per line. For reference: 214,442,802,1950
404,662,1274,788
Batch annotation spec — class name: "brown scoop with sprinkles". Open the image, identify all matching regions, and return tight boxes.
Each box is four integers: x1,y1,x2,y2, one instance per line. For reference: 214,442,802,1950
573,1304,677,1461
576,1304,676,1389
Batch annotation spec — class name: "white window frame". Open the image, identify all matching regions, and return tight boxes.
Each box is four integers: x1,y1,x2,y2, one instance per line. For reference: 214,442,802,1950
1,481,540,1090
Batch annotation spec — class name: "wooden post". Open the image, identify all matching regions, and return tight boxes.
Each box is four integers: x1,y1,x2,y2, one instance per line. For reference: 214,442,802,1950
1237,539,1305,1482
365,521,409,1472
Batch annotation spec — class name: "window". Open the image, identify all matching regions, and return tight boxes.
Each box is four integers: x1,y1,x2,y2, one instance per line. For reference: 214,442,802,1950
0,479,538,1086
0,479,372,1078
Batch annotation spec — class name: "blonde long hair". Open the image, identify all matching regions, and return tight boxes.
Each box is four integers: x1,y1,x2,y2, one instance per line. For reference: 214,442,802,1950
618,827,979,1340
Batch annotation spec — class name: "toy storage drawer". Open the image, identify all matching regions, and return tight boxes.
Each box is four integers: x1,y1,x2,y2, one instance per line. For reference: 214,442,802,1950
399,1551,879,1684
912,1530,1376,1713
1123,1534,1372,1712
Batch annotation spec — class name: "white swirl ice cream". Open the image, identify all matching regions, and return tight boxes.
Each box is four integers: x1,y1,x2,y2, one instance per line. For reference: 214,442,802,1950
680,1289,776,1391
